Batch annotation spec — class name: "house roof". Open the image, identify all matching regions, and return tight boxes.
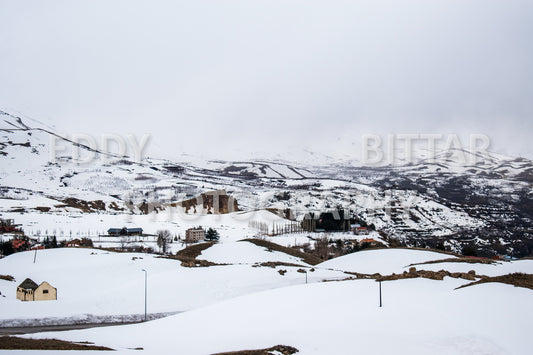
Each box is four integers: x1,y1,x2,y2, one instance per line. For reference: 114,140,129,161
18,278,39,290
108,227,143,233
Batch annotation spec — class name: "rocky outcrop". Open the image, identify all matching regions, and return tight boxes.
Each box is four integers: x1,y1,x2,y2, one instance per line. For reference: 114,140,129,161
174,190,239,214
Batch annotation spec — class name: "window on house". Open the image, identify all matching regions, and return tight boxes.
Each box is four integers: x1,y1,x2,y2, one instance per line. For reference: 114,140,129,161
43,290,49,294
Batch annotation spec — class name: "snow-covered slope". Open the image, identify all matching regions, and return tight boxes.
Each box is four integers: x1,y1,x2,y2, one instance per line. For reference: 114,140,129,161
0,247,345,325
199,240,308,265
318,247,533,276
23,276,532,354
318,248,454,274
1,109,533,257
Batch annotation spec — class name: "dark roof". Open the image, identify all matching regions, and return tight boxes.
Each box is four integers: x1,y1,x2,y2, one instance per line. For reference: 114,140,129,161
18,278,39,290
108,227,143,233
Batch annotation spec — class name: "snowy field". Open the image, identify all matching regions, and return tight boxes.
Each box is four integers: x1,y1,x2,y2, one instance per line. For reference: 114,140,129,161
0,209,305,255
318,248,533,276
0,245,345,326
318,248,456,274
7,249,533,354
0,209,288,241
199,241,305,265
0,247,531,353
264,230,387,248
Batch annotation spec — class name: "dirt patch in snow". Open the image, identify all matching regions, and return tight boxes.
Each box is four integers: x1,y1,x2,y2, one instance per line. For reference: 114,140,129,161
377,268,478,282
34,206,51,212
166,242,222,267
408,257,495,267
0,336,112,350
256,261,307,268
242,239,322,266
328,268,479,283
456,273,533,291
212,344,299,355
0,275,15,282
55,198,106,213
175,242,216,260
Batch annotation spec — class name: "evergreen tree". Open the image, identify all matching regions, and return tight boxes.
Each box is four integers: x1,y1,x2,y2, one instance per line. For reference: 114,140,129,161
205,228,220,241
0,240,14,256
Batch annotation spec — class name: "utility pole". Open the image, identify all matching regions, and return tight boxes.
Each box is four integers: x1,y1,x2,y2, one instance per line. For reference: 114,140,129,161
379,280,382,307
142,269,147,321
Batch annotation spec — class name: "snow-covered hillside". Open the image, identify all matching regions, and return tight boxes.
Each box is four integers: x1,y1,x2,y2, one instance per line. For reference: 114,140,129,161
14,248,533,354
0,246,345,326
1,109,533,257
318,248,533,276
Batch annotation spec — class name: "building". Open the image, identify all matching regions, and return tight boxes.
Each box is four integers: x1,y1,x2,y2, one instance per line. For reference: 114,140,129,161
0,218,22,234
185,228,205,243
107,227,143,237
16,278,57,301
12,238,28,252
66,239,81,247
354,227,369,235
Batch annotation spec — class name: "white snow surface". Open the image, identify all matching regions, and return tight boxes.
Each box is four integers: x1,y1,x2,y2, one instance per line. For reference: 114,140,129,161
407,259,533,277
318,248,455,274
0,246,343,324
199,241,306,265
20,278,532,355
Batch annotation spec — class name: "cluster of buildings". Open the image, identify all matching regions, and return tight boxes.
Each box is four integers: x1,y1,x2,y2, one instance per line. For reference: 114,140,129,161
105,226,207,243
352,225,369,235
0,218,23,234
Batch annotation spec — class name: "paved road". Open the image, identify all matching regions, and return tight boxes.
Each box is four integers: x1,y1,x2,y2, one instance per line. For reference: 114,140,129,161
0,321,142,335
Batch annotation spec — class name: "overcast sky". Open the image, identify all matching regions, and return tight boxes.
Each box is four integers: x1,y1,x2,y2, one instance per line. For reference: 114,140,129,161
1,0,532,162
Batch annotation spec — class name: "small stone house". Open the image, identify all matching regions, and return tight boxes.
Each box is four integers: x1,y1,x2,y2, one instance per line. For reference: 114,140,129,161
16,278,57,301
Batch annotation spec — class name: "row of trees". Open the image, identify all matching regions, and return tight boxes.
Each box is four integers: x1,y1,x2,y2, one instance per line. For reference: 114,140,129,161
0,240,14,256
248,221,304,236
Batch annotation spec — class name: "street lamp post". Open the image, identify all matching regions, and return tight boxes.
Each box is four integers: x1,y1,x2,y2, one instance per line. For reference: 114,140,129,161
379,280,382,307
141,269,147,321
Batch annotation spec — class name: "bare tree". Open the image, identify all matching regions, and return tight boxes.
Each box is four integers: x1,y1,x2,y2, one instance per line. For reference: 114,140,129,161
120,237,128,251
157,229,172,254
314,236,330,260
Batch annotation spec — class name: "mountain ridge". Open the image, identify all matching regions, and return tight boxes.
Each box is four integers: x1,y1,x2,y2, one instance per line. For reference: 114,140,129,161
1,110,532,257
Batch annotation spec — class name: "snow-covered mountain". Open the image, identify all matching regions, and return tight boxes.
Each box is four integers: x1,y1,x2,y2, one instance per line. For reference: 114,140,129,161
1,110,532,257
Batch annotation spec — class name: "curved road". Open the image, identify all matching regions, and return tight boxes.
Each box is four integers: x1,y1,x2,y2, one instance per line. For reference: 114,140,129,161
0,321,141,335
